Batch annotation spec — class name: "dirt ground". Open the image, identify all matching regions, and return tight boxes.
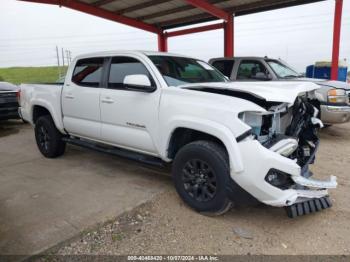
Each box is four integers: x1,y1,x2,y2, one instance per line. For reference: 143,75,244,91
49,123,350,256
0,120,171,256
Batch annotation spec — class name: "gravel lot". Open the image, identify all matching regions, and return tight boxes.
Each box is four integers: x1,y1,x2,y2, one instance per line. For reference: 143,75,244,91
49,123,350,256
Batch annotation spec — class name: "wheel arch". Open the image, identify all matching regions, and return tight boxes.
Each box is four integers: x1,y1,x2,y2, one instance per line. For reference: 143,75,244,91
162,119,244,173
30,102,65,133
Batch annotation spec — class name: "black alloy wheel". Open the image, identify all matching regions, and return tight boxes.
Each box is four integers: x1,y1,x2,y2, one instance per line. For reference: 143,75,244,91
172,140,232,215
182,159,217,202
37,125,51,152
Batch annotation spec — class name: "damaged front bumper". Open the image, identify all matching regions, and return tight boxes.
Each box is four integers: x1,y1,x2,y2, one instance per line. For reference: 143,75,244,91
231,138,337,217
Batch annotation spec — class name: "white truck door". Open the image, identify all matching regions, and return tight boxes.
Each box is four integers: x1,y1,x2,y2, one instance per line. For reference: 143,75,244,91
100,56,160,155
62,57,104,140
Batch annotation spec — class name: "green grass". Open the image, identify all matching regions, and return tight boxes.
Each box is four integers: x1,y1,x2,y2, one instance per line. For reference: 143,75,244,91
0,66,68,85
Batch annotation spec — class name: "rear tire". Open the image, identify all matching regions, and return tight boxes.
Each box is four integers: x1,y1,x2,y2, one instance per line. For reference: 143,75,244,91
35,115,66,158
172,140,232,215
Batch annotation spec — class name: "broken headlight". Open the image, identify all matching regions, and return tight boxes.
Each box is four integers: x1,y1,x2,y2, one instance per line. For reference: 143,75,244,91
238,111,263,137
239,109,298,157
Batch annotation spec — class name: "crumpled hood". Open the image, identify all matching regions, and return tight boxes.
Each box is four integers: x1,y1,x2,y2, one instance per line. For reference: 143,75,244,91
178,81,319,104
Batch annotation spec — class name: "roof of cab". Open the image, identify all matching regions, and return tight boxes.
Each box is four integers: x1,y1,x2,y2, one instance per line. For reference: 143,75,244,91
73,50,194,60
209,56,274,61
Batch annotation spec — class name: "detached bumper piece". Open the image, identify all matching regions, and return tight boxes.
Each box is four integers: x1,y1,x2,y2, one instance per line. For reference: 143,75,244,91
285,196,332,218
292,175,337,189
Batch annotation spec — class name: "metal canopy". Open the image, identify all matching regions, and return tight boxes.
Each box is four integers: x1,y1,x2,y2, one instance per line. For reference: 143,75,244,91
20,0,324,31
19,0,344,80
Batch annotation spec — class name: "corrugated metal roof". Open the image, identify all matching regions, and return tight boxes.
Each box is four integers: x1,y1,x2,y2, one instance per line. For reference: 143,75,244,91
20,0,325,31
78,0,324,29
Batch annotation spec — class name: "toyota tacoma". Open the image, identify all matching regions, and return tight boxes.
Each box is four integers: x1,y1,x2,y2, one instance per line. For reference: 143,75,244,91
19,51,337,218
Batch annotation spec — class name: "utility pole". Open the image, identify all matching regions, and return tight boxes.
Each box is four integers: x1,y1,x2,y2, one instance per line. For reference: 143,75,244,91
56,46,61,78
61,48,65,68
66,50,70,66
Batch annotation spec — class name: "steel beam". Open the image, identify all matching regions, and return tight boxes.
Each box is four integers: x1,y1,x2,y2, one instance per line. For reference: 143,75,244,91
331,0,343,80
19,0,58,5
140,0,228,21
224,15,234,57
158,33,168,52
18,0,159,33
166,23,224,38
184,0,229,21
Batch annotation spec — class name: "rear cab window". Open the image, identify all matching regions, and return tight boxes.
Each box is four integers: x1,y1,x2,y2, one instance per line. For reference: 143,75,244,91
72,57,104,87
211,60,235,78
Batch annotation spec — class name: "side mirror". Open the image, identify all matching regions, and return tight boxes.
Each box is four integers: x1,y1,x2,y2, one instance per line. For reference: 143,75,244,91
123,74,155,92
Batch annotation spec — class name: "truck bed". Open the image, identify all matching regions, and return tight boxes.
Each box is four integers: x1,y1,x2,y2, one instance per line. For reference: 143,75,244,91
19,83,64,130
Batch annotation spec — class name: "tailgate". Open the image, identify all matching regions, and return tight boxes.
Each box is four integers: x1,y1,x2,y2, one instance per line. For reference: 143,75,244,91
0,91,18,109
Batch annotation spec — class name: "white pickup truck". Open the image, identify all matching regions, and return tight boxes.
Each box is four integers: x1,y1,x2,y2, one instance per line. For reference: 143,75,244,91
19,51,337,218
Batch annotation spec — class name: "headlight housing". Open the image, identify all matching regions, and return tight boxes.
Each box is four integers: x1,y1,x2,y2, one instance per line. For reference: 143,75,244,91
328,89,347,103
238,111,263,137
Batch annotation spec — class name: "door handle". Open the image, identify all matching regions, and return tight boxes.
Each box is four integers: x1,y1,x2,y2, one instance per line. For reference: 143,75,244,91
101,97,114,104
65,93,74,99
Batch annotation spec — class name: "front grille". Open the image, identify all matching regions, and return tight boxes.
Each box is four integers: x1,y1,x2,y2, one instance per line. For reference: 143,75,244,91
347,91,350,104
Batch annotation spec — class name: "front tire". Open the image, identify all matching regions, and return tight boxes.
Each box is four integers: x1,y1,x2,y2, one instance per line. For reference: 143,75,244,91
35,115,66,158
172,141,232,215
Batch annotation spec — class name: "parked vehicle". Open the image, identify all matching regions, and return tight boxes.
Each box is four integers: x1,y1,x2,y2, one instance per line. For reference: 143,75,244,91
209,57,350,125
0,82,20,121
19,51,337,218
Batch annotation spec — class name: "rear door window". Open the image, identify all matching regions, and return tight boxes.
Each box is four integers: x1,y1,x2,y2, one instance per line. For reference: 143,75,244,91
72,58,104,87
212,60,234,78
237,60,269,80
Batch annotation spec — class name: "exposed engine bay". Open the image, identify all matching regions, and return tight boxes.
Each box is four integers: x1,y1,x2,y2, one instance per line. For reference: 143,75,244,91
185,87,323,169
238,94,337,217
239,96,322,169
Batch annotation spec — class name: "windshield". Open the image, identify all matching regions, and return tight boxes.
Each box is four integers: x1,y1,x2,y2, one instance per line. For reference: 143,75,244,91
148,55,227,87
267,59,300,78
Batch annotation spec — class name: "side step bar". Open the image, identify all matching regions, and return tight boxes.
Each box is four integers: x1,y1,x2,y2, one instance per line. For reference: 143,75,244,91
285,196,332,218
62,137,165,168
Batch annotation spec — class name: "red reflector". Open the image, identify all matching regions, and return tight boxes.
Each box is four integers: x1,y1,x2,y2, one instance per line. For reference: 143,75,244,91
16,90,21,103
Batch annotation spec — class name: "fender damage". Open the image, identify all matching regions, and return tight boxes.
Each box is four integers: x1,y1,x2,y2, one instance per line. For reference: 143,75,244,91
180,81,337,218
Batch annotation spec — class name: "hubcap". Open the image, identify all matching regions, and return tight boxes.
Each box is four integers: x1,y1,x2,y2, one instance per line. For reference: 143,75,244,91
182,159,217,202
38,125,50,151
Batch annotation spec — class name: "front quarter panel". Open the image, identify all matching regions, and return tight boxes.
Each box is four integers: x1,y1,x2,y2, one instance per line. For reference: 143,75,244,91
158,87,266,173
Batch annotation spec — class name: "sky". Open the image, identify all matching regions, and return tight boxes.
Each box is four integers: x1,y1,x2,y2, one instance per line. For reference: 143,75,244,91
0,0,349,72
